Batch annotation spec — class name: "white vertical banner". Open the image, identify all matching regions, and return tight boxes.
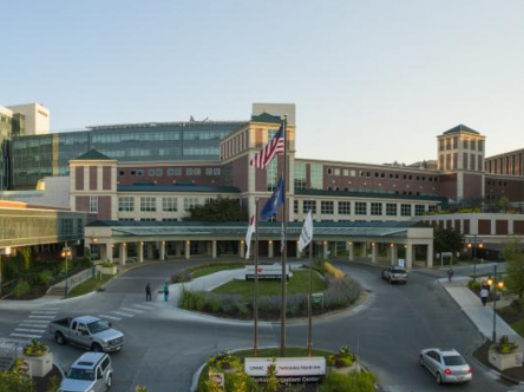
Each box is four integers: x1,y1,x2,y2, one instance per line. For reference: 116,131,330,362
298,210,314,252
245,215,255,259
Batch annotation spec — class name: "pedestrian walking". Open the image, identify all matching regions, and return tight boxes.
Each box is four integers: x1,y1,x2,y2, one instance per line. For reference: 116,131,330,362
447,268,454,283
163,281,170,302
145,283,152,302
480,287,489,306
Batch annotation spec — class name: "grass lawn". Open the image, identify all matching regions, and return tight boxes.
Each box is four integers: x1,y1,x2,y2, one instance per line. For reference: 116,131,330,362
512,319,524,337
212,270,327,297
67,274,114,298
191,263,244,279
234,347,332,358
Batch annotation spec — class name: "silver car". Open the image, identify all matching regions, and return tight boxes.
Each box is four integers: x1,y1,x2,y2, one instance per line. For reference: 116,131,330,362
59,352,113,392
419,348,472,384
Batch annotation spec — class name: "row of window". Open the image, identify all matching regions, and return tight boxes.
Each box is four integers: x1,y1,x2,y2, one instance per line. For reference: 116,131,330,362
295,200,435,216
486,180,508,187
439,137,484,152
120,167,221,177
118,196,210,212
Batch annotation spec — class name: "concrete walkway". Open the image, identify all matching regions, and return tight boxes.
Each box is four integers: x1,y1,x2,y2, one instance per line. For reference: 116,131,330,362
440,275,524,347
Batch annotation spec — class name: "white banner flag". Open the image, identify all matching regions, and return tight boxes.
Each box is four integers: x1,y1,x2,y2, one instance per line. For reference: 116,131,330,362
245,215,255,259
298,210,313,252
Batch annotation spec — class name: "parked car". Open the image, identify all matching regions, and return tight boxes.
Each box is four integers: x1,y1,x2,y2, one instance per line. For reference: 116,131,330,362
49,315,124,352
59,351,113,392
419,348,472,384
381,266,408,284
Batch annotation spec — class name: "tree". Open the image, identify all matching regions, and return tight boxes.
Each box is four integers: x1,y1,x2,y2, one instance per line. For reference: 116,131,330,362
433,227,464,255
184,197,248,222
18,247,32,271
503,237,524,299
498,196,510,212
0,358,33,392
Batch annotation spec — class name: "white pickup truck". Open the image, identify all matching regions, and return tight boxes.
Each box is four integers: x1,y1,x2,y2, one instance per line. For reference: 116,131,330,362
48,316,124,352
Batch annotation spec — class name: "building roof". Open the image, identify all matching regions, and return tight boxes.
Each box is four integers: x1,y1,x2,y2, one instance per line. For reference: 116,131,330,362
295,189,447,202
117,184,242,193
74,149,113,161
443,124,480,135
251,112,282,124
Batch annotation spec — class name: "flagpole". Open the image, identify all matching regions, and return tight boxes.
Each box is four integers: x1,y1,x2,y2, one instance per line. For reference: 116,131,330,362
254,198,259,357
307,222,313,357
280,115,288,357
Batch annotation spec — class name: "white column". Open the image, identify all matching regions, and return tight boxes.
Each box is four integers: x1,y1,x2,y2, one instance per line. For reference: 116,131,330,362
107,244,113,262
348,242,354,261
360,242,367,258
392,245,398,265
386,246,392,263
240,241,245,258
331,242,338,257
185,241,190,260
120,243,127,265
323,241,328,259
371,242,378,264
138,242,144,263
160,241,165,261
268,241,274,258
426,242,434,268
147,243,154,259
212,241,217,259
406,244,413,270
296,242,301,259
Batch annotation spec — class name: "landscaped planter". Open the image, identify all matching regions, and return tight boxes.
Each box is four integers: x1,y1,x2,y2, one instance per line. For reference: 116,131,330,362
488,348,523,371
21,351,53,377
328,362,361,375
96,264,118,275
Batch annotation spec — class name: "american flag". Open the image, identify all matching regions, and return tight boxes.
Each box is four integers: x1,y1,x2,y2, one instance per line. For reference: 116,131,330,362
250,124,284,169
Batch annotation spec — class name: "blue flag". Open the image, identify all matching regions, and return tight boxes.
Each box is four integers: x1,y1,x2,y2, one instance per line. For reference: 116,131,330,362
261,176,285,220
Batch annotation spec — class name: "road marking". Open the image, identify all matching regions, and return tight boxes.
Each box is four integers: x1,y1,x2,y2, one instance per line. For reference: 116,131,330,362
10,332,42,339
28,315,56,319
120,307,144,314
98,314,122,321
14,328,46,333
19,323,48,329
111,310,135,317
31,310,58,314
22,319,50,325
132,304,155,310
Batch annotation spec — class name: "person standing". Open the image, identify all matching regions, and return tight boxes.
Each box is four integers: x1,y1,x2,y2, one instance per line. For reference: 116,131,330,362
163,281,170,302
480,286,489,307
447,268,454,283
145,283,152,302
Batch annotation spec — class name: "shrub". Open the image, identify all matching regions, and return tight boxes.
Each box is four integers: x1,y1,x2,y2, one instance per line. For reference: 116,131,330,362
23,338,49,357
319,370,376,392
172,270,192,283
208,349,242,370
327,345,357,368
467,280,481,293
323,276,361,310
495,335,519,354
35,270,53,285
13,280,30,298
100,260,116,268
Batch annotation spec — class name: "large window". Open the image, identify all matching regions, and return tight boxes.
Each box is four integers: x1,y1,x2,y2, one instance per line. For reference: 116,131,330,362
303,200,316,214
338,201,351,215
162,197,178,212
310,163,323,190
184,197,199,212
355,202,367,215
90,197,98,213
294,200,299,214
370,202,382,216
118,197,134,212
386,203,397,216
140,197,157,212
415,205,425,216
321,201,334,214
401,204,412,216
294,162,306,190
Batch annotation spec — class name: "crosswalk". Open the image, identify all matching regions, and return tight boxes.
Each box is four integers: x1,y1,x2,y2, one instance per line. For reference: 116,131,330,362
7,302,163,342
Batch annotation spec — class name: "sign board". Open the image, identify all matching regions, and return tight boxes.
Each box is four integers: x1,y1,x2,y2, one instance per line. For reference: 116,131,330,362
245,264,292,280
209,371,225,387
312,293,324,306
245,357,326,383
398,259,405,268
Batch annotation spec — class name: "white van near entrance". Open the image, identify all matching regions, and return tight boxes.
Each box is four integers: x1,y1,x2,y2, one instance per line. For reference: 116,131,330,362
58,352,113,392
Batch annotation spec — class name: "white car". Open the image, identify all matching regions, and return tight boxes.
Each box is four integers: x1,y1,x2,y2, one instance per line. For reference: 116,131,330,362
419,348,472,384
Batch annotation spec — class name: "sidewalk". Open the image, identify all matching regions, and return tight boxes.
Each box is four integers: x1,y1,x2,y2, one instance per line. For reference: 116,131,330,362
440,276,524,347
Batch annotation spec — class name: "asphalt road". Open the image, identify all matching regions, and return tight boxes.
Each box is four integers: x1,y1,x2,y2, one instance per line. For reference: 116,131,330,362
0,259,522,392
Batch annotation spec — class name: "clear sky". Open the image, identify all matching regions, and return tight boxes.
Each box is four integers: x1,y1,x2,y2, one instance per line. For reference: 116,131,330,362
2,0,523,165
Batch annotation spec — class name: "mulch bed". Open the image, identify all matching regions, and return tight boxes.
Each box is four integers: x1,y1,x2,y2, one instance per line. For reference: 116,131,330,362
32,365,62,392
473,340,524,384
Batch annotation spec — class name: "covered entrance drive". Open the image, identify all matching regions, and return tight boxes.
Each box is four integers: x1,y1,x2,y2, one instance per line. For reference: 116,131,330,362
85,220,434,269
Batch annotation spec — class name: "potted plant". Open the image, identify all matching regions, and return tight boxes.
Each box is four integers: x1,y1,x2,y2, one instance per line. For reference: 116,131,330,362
488,335,522,371
96,260,118,275
21,338,53,377
327,345,359,374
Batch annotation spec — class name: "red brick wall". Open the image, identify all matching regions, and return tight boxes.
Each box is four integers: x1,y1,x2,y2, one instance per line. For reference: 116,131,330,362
75,167,84,190
463,220,470,234
98,196,112,220
437,173,457,200
229,155,249,191
117,164,223,186
462,173,482,201
103,166,112,190
90,166,97,190
514,221,524,235
76,196,89,212
496,220,508,235
478,220,491,235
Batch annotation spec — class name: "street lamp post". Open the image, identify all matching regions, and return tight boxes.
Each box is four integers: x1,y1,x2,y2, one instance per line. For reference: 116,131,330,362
467,235,484,281
487,264,504,343
61,243,72,298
